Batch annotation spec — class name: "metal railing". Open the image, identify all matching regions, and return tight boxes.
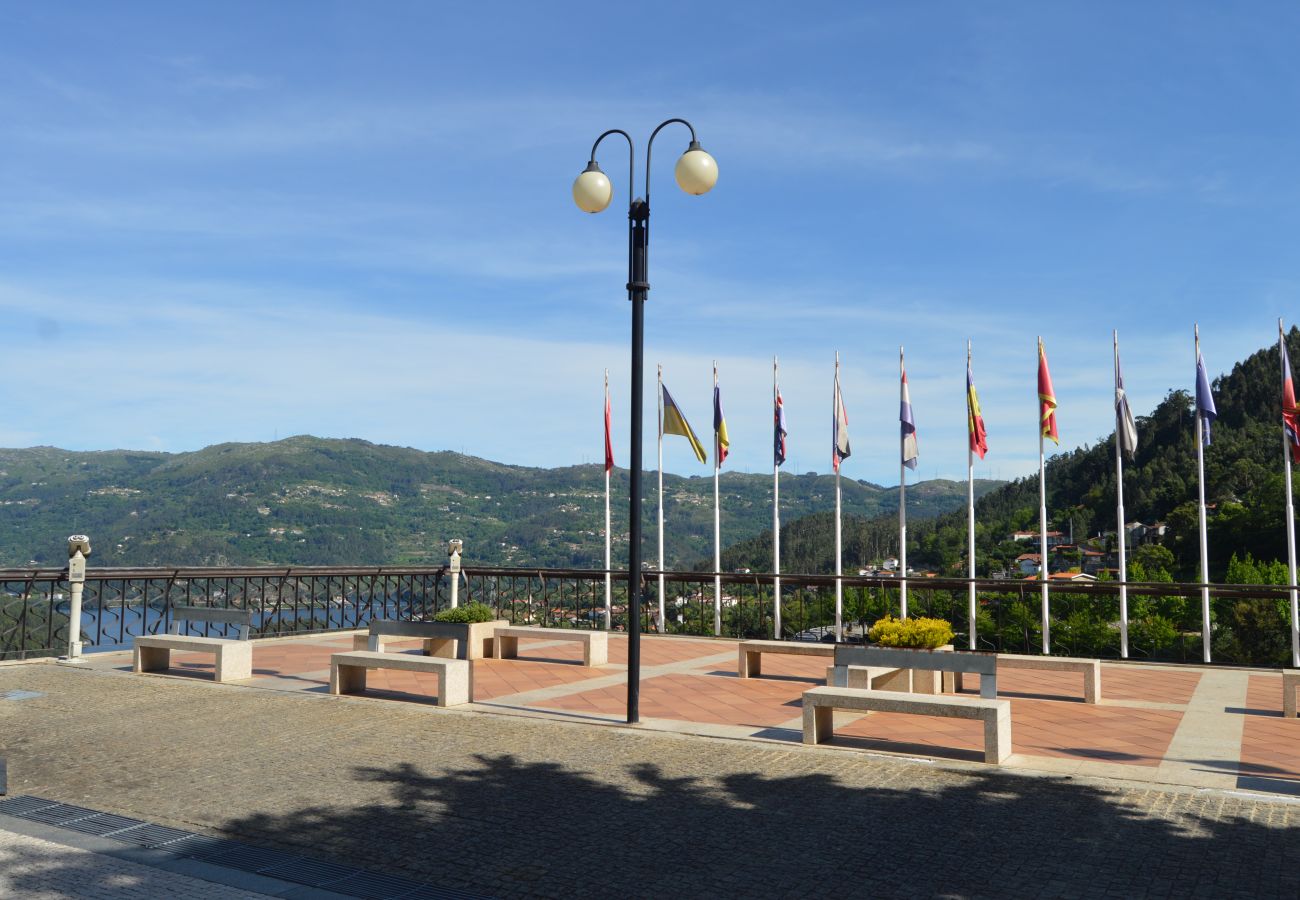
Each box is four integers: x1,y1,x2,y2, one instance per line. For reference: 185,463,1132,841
2,564,1295,667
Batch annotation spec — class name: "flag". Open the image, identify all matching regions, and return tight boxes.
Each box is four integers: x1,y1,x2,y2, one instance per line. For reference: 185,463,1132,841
713,382,730,466
1284,333,1300,464
833,368,851,471
1195,347,1218,446
1115,352,1138,461
900,362,918,470
967,360,988,460
774,389,787,467
662,384,707,463
604,382,614,474
1038,338,1059,445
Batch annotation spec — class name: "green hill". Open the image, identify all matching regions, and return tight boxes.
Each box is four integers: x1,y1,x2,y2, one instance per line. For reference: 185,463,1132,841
0,436,1003,569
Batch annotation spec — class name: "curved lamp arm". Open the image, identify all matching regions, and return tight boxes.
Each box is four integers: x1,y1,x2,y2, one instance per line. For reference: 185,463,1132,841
589,128,635,211
644,118,698,203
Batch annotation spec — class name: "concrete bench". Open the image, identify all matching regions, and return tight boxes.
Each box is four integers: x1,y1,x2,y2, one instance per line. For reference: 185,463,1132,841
1285,670,1300,718
492,626,608,667
824,665,906,690
133,606,254,683
352,618,507,660
830,645,998,699
956,654,1102,703
329,651,471,707
802,685,1012,764
738,640,835,678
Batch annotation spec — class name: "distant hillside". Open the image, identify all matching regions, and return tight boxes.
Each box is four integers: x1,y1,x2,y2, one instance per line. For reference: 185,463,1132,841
0,437,1004,569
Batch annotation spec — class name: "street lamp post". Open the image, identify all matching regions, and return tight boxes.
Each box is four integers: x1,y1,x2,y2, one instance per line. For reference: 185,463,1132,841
574,119,717,724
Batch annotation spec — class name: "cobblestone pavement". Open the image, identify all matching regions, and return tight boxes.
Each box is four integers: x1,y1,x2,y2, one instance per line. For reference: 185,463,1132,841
3,662,1299,899
0,827,273,899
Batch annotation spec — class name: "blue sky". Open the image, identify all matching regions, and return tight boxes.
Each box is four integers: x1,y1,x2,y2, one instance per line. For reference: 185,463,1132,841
3,2,1300,485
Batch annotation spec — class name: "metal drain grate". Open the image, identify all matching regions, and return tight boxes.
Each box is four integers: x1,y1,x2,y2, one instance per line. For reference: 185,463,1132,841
0,796,490,899
0,795,60,816
60,812,146,837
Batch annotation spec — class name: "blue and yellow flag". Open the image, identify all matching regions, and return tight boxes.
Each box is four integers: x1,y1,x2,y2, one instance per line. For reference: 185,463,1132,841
662,384,707,463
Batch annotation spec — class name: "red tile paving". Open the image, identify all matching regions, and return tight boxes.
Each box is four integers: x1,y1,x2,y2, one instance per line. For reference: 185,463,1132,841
114,631,1300,787
1239,675,1300,785
1100,665,1202,704
535,672,806,728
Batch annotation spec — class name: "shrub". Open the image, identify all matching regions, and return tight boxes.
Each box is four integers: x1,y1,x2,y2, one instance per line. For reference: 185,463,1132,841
433,602,497,624
867,615,954,649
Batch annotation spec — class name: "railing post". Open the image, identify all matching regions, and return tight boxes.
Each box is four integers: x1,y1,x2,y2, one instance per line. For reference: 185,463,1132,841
64,535,91,661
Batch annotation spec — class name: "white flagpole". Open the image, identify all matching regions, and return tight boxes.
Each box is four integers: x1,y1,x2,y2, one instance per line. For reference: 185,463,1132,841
773,355,782,639
1114,332,1129,658
1195,324,1212,663
834,352,844,642
713,361,722,637
899,346,908,619
657,364,666,634
604,368,612,631
967,340,977,650
1281,320,1298,668
1039,337,1051,655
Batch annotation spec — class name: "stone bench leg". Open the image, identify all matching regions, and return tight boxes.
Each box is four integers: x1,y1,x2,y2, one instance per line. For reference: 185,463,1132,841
739,648,760,678
214,642,252,682
984,705,1012,764
134,644,170,674
494,636,519,660
331,662,367,695
584,636,608,667
1285,677,1299,719
1084,665,1101,704
803,703,834,745
428,637,459,659
439,665,470,707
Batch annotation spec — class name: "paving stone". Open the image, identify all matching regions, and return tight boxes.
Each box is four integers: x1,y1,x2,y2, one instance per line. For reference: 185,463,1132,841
3,660,1300,898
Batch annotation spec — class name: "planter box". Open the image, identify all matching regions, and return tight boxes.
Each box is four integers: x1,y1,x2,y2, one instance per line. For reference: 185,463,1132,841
425,619,510,661
871,644,955,693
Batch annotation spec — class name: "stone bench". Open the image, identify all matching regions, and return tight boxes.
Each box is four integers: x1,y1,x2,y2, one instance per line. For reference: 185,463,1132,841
329,651,471,707
802,685,1012,764
352,618,507,661
956,654,1102,703
492,626,608,667
738,640,835,678
133,606,254,683
1285,669,1300,718
824,665,906,690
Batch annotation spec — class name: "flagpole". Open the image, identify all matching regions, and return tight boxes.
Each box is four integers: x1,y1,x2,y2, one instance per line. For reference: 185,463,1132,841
657,364,666,634
1038,337,1051,655
713,361,722,637
1195,324,1211,663
604,368,612,631
967,340,976,650
773,355,782,639
1281,319,1299,668
1114,332,1128,658
834,352,844,642
899,346,908,619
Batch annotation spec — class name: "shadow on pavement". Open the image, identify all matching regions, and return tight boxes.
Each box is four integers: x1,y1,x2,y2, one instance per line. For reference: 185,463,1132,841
218,753,1300,898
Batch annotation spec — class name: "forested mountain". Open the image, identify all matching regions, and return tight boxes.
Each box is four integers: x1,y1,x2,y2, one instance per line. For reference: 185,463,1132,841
724,329,1300,582
0,437,1000,569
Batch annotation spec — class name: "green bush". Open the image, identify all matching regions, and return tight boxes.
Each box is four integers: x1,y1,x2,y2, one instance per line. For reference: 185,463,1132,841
433,602,497,624
867,615,954,649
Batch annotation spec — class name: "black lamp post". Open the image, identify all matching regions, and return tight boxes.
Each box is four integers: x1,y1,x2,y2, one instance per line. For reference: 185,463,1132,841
574,119,718,724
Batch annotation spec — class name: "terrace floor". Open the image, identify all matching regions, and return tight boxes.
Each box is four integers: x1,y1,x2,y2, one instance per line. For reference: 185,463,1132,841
3,631,1300,897
68,630,1300,793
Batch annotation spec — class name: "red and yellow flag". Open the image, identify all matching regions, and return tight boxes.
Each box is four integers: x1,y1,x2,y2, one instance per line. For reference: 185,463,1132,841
1038,338,1059,445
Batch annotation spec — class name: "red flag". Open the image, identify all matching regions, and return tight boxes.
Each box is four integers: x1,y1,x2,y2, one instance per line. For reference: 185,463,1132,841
1038,338,1059,445
1283,330,1300,464
604,378,614,474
